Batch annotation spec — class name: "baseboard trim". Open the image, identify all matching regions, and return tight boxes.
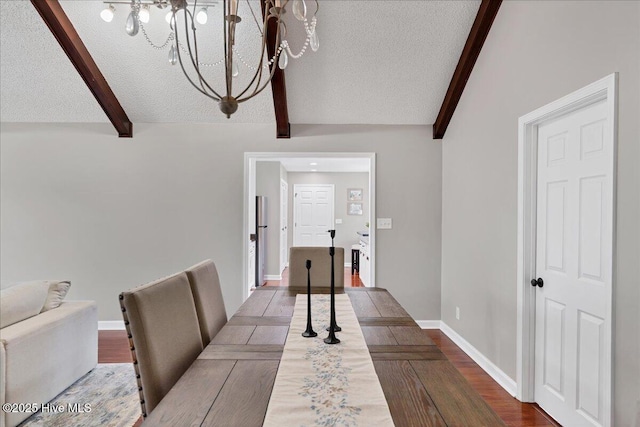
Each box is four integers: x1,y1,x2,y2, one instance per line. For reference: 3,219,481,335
264,275,282,281
99,320,125,330
415,320,441,329
439,322,517,397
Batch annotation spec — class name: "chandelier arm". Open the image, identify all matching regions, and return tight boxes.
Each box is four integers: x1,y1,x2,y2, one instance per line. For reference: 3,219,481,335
246,0,262,36
176,49,221,101
237,13,281,102
185,4,209,94
188,0,207,92
234,57,267,99
223,0,232,98
236,48,280,102
173,10,223,100
234,4,273,99
178,6,224,98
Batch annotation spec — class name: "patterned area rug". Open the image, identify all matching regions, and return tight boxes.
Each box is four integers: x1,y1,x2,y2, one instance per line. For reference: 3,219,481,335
19,363,140,427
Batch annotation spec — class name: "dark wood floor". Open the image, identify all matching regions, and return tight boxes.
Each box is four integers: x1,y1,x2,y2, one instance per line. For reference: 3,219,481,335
425,330,560,427
264,267,365,287
99,327,559,426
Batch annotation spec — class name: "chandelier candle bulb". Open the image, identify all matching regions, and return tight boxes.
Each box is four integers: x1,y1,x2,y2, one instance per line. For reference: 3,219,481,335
139,5,150,23
196,7,208,24
230,0,238,17
100,4,115,23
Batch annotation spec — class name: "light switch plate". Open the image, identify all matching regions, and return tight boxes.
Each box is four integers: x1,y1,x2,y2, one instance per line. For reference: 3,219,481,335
377,218,392,229
335,219,343,224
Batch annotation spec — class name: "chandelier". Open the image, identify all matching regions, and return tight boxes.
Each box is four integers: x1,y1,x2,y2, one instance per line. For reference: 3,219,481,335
100,0,319,117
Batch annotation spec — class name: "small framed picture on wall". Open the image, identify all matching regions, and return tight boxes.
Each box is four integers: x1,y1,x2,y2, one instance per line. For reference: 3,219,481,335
347,188,363,201
348,202,363,216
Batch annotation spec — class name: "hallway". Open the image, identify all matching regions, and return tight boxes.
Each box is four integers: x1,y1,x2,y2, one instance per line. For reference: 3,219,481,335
264,267,365,287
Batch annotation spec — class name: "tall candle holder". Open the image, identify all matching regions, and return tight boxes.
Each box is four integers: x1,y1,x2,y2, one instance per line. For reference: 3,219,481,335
302,259,317,338
324,229,340,344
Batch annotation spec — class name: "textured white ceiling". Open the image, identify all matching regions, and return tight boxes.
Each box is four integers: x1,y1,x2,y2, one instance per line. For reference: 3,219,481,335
0,0,480,125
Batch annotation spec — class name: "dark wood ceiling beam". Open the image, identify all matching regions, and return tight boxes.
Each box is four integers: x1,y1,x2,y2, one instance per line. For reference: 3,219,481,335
31,0,133,137
261,5,290,138
433,0,502,139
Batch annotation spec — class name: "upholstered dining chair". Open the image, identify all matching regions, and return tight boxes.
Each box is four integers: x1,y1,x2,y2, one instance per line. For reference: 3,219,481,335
185,259,227,347
119,272,204,418
288,247,345,288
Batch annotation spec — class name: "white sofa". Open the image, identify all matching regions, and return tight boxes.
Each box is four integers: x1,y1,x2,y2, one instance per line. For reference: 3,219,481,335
0,282,97,427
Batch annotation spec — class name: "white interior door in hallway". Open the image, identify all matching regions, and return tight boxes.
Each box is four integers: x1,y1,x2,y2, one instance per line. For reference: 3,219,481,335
280,180,288,273
293,184,334,247
534,100,612,427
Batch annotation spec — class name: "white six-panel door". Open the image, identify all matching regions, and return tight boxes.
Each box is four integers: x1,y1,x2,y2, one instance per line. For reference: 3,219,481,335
534,100,612,427
293,184,334,247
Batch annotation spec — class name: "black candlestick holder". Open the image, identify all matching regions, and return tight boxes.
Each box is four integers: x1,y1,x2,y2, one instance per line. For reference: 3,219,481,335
324,230,341,344
302,260,317,338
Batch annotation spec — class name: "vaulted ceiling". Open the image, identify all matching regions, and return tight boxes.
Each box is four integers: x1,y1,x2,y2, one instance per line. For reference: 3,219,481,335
1,1,501,137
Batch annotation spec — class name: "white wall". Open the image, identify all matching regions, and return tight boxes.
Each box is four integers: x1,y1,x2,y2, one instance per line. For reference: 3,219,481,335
287,172,369,254
440,2,639,425
0,123,442,324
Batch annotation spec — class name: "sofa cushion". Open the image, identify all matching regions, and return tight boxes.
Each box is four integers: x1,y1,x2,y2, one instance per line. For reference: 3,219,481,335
41,281,71,312
0,282,49,329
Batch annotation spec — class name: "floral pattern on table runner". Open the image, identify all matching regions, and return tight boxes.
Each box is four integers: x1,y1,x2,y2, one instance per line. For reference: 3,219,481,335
299,296,362,426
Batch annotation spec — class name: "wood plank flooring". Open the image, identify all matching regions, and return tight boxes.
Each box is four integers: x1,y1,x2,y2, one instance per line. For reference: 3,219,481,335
425,330,561,427
99,327,559,427
264,267,365,287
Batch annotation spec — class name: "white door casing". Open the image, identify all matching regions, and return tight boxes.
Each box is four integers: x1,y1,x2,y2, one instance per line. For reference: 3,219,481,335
534,100,612,427
248,240,256,289
293,184,335,247
280,180,288,273
516,74,616,427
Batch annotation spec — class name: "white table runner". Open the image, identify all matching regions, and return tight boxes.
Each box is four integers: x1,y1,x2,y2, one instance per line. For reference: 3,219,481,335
263,294,395,427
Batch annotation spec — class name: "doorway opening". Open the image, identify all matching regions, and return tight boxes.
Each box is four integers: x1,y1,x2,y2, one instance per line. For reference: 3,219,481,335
243,152,376,300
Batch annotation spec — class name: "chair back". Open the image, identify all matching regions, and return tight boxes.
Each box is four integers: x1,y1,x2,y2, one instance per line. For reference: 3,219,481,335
119,272,203,417
288,247,345,288
185,259,227,347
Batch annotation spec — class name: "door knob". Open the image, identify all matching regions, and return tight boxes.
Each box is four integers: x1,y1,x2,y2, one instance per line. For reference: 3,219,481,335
530,278,544,288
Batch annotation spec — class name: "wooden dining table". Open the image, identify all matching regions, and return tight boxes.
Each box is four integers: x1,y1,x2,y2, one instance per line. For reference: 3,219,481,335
142,286,505,427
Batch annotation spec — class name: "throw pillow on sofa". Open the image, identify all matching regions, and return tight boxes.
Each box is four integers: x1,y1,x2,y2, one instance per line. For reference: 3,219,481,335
0,280,72,328
41,280,72,312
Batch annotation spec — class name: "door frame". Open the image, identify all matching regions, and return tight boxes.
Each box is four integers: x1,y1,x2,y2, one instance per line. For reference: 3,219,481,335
280,179,288,273
516,73,617,423
292,183,336,247
243,152,376,301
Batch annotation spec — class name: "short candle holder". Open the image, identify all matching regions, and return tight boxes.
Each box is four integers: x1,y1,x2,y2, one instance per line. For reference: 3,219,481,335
302,260,317,338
